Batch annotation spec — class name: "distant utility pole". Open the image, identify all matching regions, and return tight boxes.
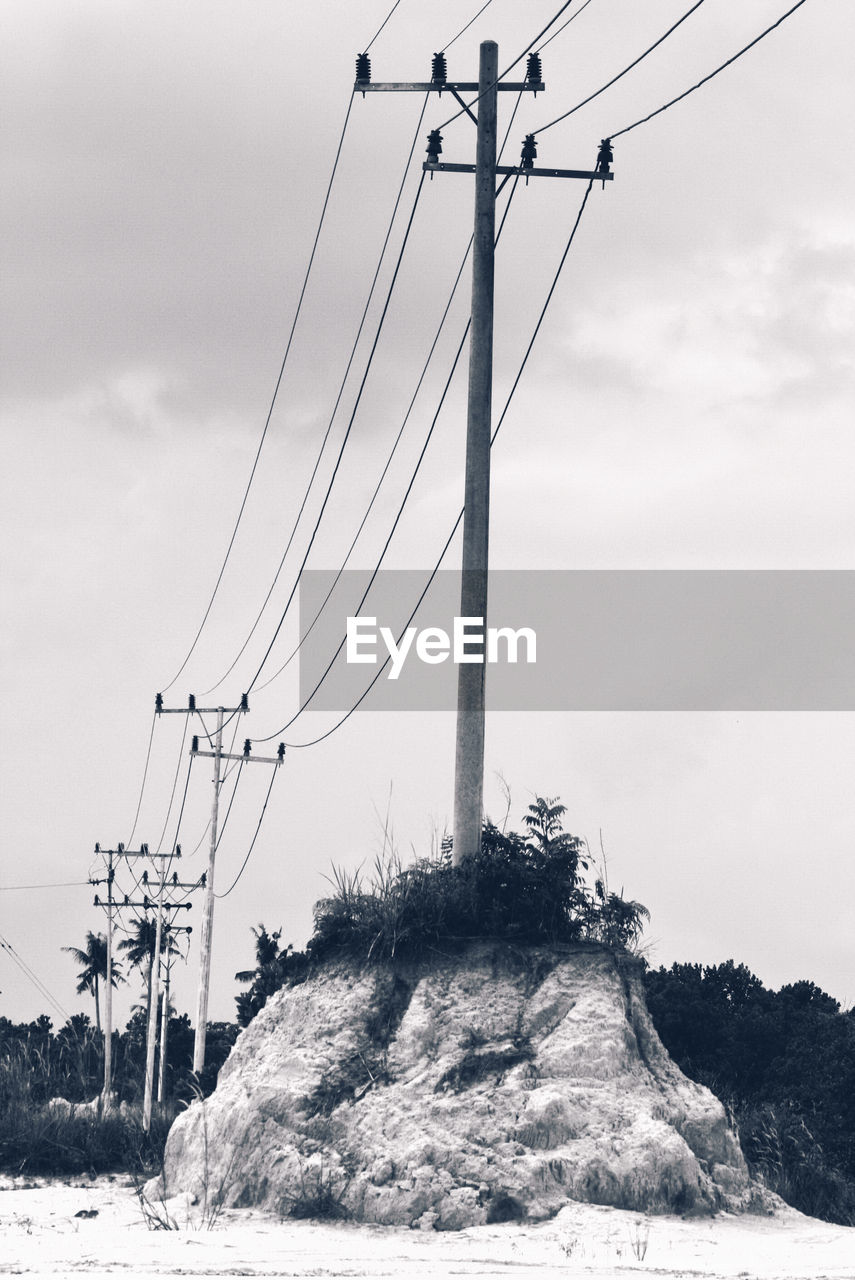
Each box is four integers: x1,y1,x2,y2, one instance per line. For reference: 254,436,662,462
92,841,153,1109
156,693,285,1076
355,43,611,864
155,694,247,1077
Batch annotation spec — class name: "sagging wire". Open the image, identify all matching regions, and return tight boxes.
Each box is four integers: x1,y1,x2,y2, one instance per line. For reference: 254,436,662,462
536,0,597,52
256,171,527,742
609,0,811,140
255,88,528,697
266,177,597,749
533,0,708,136
159,91,357,694
201,94,431,697
435,0,578,131
440,0,496,54
125,710,157,849
364,0,406,54
215,766,280,899
241,173,430,703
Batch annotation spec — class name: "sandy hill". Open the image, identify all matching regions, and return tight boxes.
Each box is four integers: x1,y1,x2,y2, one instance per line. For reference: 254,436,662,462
154,942,763,1229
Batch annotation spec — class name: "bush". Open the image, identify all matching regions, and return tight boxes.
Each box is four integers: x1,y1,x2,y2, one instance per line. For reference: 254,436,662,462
644,961,855,1225
305,800,648,966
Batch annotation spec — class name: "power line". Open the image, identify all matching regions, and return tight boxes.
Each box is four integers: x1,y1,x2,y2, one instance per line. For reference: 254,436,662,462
533,0,707,136
0,881,89,891
441,0,496,54
436,0,578,130
201,95,430,696
264,177,596,750
254,91,528,698
126,710,157,848
261,175,524,736
0,932,72,1023
610,0,811,140
536,0,596,52
215,767,279,899
154,716,189,854
254,232,474,694
365,0,406,53
159,91,357,694
240,173,429,702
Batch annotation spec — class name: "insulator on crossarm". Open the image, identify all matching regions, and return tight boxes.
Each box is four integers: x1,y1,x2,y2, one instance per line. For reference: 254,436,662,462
526,52,543,91
426,128,443,170
176,844,181,857
142,871,148,884
596,137,613,189
277,742,286,763
355,52,371,95
188,694,196,711
243,738,252,758
191,735,199,754
155,693,163,714
431,52,448,88
240,692,249,711
521,133,537,180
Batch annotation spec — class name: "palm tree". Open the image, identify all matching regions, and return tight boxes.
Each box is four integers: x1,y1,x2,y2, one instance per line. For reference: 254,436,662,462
62,931,125,1038
118,918,181,1028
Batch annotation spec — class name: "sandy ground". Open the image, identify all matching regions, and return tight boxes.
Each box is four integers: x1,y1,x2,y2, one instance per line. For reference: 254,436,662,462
0,1176,852,1280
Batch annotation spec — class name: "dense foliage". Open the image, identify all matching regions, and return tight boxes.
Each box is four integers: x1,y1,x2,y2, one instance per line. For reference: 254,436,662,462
0,1012,237,1174
645,961,855,1225
235,799,648,1027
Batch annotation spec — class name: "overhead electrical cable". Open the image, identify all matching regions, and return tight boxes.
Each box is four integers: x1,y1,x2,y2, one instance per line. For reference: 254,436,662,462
154,716,189,854
213,758,244,853
201,95,430,697
365,0,406,53
255,91,528,696
0,932,72,1023
533,0,707,136
159,92,357,694
263,177,596,749
609,0,810,139
436,0,579,130
215,766,280,899
0,881,90,891
536,0,596,51
254,233,474,693
125,710,157,849
257,173,529,742
440,0,496,53
238,173,429,704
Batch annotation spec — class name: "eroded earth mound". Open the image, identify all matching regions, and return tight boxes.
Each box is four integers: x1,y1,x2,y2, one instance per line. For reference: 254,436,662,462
154,943,758,1228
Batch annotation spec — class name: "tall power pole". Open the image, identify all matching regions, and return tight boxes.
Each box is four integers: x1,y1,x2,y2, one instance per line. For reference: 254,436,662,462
355,43,610,864
452,41,498,865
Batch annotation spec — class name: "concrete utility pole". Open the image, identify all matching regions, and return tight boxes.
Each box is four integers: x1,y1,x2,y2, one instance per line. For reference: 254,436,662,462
186,718,284,1076
142,870,165,1128
356,43,610,864
452,41,498,866
102,847,114,1108
193,704,223,1076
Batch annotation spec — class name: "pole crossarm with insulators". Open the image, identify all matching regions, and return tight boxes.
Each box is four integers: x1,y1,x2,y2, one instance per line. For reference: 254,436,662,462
355,41,612,867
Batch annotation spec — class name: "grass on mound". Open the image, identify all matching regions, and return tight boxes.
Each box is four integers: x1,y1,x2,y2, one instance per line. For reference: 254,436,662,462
308,800,649,965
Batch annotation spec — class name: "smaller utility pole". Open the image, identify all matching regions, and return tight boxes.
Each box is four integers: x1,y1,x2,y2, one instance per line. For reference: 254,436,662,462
189,731,285,1075
154,693,284,1078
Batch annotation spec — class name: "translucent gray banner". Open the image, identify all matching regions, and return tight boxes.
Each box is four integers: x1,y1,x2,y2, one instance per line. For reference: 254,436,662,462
297,571,855,712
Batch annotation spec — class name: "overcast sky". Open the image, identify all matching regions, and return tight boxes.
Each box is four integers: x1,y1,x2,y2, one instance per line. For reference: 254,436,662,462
1,0,853,1031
